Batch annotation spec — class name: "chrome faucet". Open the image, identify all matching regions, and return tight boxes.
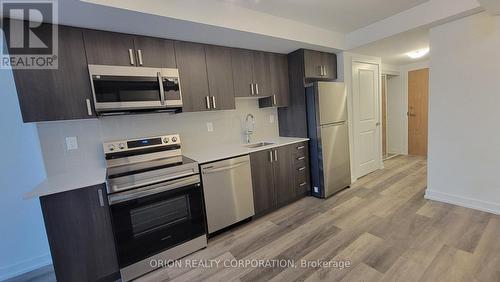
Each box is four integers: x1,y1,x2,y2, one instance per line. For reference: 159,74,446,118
245,113,255,144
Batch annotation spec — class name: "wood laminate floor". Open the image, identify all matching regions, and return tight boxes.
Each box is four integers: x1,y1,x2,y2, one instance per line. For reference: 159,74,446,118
11,156,500,282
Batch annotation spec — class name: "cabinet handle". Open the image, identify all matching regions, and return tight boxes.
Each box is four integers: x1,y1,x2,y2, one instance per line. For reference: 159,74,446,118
85,99,93,116
128,49,135,65
323,65,327,77
269,151,273,163
251,84,255,95
206,96,211,109
97,189,105,207
297,156,305,161
296,145,305,150
137,49,143,66
299,182,307,187
274,149,278,162
255,83,259,95
273,94,277,105
298,167,306,171
319,65,323,76
212,96,216,109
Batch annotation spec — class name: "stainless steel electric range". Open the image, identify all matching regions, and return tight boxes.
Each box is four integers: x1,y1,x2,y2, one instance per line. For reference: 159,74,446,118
103,134,207,281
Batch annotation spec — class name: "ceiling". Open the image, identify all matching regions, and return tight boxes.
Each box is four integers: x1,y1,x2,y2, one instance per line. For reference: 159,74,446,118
219,0,430,33
350,28,429,65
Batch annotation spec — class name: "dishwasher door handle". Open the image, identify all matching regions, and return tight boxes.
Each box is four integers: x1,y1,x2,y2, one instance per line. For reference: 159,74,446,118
202,161,249,174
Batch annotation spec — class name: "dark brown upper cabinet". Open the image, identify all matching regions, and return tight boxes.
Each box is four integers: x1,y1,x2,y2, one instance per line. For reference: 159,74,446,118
259,53,289,108
83,30,176,68
10,24,95,122
83,30,136,66
205,45,235,111
174,41,210,112
303,49,337,81
231,48,254,97
133,36,176,68
231,49,271,97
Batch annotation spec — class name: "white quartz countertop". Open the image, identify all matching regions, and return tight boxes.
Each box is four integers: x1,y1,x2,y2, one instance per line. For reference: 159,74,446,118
25,167,106,199
26,137,309,198
184,137,309,164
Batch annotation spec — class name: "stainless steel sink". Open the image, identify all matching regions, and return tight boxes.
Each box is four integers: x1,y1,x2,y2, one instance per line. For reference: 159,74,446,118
244,142,275,148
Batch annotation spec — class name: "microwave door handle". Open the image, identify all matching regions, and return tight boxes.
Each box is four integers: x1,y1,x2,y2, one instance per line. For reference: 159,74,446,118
158,72,165,105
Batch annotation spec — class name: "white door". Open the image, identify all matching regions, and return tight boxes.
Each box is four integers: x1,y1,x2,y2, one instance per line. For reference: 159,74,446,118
352,62,381,178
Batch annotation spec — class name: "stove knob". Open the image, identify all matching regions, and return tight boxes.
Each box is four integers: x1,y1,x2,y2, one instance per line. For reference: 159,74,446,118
163,137,169,143
118,143,125,150
108,144,115,151
171,136,178,143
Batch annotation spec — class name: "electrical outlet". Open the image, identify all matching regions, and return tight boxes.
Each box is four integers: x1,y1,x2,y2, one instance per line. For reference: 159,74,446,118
269,114,275,123
65,136,78,150
206,122,214,132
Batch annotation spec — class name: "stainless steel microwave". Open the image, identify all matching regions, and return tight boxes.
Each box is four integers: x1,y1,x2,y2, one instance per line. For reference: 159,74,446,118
88,65,182,115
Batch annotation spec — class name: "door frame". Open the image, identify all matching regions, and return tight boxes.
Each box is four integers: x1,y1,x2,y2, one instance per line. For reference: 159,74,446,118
344,53,383,181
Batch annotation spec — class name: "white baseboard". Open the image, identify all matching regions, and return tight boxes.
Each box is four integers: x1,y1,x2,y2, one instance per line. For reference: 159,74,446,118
0,254,52,281
425,189,500,215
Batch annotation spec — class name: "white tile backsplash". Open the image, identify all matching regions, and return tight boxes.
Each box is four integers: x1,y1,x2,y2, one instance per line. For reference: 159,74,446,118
37,99,279,177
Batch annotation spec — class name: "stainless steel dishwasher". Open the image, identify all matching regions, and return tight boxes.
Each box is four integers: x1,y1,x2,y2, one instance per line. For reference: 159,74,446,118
200,155,255,234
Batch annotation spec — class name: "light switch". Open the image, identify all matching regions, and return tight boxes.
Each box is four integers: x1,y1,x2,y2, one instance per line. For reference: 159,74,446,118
65,136,78,150
269,115,275,123
206,122,214,132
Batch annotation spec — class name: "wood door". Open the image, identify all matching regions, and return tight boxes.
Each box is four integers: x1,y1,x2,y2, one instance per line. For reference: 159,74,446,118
303,49,323,79
250,150,276,215
353,62,381,178
273,145,295,206
12,25,95,122
259,53,289,108
205,45,235,110
174,41,210,112
40,184,119,282
408,68,429,156
252,51,271,96
133,36,176,68
231,48,254,97
83,30,136,66
321,52,337,80
382,75,387,156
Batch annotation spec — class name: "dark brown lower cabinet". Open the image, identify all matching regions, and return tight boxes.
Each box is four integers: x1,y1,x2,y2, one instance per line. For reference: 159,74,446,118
40,184,119,282
250,142,310,217
250,149,276,215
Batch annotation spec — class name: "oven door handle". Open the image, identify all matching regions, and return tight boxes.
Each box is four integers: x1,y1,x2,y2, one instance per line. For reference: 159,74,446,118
108,175,200,205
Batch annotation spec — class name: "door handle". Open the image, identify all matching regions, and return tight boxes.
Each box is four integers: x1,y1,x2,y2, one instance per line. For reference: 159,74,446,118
273,94,277,105
97,188,105,207
274,149,278,162
251,84,255,95
85,99,93,116
319,66,323,76
212,96,216,109
269,151,273,163
323,66,327,77
128,49,135,65
206,96,211,109
255,83,259,95
137,49,143,66
158,72,165,105
202,161,249,173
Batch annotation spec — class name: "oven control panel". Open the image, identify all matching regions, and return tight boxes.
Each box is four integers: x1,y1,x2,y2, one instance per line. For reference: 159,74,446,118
103,134,181,154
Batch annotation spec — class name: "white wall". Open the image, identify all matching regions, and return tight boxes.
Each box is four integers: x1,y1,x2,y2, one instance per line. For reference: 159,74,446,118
426,12,500,214
0,69,51,280
37,99,279,176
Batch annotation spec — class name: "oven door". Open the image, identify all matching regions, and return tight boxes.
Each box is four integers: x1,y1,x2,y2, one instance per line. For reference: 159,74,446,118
108,175,205,268
88,65,181,113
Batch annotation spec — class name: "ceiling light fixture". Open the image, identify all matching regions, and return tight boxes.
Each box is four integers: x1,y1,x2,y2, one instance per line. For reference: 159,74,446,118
407,48,429,59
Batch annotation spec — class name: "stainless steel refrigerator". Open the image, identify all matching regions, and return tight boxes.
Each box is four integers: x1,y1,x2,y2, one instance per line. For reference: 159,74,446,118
306,82,351,198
